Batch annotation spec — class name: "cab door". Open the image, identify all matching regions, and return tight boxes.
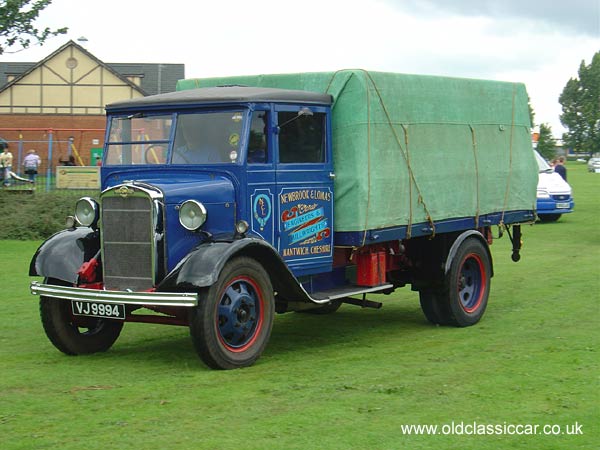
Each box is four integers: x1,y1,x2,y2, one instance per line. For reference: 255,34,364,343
247,109,277,247
274,105,334,277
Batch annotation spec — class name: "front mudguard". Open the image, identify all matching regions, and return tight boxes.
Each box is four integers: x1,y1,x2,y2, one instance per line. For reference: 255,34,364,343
29,227,99,284
159,238,310,302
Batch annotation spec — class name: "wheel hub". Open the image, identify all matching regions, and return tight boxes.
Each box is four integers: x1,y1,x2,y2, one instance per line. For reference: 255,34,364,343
236,301,253,323
217,279,261,349
458,255,485,312
458,274,467,291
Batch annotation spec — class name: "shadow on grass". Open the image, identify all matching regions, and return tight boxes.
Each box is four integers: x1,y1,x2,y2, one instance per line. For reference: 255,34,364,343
93,300,434,369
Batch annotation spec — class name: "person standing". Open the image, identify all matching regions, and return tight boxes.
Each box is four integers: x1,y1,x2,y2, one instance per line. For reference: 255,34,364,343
0,144,13,187
554,156,567,181
23,149,42,182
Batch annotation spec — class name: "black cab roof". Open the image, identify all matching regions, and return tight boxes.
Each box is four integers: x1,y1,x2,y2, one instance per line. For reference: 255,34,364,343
106,86,333,111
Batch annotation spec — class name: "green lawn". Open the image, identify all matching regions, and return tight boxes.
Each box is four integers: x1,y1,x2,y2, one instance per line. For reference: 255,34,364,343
1,163,598,449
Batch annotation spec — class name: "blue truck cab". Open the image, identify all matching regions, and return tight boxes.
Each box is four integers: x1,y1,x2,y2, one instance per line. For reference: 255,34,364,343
30,85,534,369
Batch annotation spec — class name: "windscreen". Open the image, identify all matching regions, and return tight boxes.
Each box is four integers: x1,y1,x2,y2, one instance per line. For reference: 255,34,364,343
534,150,552,173
104,111,245,165
171,111,244,164
105,114,172,165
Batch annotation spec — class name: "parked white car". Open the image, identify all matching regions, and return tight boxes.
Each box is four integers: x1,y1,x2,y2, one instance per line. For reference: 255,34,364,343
535,151,574,222
587,156,600,173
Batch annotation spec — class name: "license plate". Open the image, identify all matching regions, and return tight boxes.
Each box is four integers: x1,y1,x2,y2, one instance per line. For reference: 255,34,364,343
71,301,126,320
556,202,570,209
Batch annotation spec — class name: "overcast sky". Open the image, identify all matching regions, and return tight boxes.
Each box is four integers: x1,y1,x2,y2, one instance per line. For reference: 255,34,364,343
5,0,600,137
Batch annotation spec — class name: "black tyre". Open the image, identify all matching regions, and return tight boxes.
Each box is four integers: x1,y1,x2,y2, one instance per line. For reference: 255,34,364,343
189,257,274,369
419,290,451,325
420,238,491,327
40,278,124,355
539,214,561,222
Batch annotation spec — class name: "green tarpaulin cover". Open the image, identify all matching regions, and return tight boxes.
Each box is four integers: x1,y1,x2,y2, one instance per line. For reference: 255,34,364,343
177,70,537,233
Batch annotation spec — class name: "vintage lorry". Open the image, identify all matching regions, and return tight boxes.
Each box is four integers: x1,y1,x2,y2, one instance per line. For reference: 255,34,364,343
30,70,538,369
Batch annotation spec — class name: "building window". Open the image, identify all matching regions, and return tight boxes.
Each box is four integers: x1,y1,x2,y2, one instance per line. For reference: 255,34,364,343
66,57,78,69
126,76,142,86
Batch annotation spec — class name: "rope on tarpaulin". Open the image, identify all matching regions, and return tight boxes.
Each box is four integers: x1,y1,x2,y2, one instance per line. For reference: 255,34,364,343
323,70,525,242
325,69,437,244
400,124,413,240
325,70,371,246
367,70,436,239
469,124,481,228
363,73,372,246
500,84,518,229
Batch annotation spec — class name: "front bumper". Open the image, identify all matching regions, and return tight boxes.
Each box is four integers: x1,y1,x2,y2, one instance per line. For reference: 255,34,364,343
30,281,198,307
536,198,574,215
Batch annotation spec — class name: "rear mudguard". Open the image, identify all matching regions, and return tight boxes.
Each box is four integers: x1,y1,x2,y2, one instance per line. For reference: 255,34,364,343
159,238,311,302
29,227,100,284
444,230,494,277
408,229,494,292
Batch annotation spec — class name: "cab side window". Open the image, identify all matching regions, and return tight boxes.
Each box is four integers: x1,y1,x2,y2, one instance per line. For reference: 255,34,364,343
247,111,268,164
278,112,325,163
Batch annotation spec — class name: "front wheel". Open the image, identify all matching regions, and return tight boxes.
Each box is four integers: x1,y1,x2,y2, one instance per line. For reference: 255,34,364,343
189,257,275,369
40,278,124,355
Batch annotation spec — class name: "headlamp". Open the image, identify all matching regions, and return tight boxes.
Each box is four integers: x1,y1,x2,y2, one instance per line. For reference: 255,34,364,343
179,200,207,231
74,197,100,228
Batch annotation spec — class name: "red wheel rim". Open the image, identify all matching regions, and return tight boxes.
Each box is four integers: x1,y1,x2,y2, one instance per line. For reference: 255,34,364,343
215,276,264,352
457,253,486,313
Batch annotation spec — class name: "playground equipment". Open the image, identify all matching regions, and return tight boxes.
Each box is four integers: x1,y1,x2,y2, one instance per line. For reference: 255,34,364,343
0,127,104,191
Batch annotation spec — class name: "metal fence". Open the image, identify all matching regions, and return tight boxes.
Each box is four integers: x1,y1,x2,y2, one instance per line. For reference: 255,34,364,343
0,128,104,192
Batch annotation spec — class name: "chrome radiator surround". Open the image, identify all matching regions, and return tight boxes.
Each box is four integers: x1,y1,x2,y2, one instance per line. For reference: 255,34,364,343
100,183,165,291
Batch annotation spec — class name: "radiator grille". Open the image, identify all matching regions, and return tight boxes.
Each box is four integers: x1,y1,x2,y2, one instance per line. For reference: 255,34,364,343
101,194,154,291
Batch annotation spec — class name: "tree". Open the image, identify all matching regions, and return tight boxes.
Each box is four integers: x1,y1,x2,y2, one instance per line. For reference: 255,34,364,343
559,52,600,157
536,123,555,160
527,95,535,128
0,0,67,55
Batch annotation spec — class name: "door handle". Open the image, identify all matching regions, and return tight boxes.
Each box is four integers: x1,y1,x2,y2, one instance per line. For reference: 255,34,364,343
329,172,336,180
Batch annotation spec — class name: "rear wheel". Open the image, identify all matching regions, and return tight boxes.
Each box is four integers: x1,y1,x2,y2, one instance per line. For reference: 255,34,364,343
189,257,274,369
40,278,124,355
420,237,491,327
419,290,451,325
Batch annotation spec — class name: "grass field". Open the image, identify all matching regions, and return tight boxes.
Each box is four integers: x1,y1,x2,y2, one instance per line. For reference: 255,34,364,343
1,163,598,449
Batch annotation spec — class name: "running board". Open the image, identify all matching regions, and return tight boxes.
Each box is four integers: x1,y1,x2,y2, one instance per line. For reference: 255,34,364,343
306,283,394,304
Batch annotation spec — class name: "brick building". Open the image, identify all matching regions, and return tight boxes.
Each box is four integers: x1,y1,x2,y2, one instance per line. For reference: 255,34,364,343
0,40,184,167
